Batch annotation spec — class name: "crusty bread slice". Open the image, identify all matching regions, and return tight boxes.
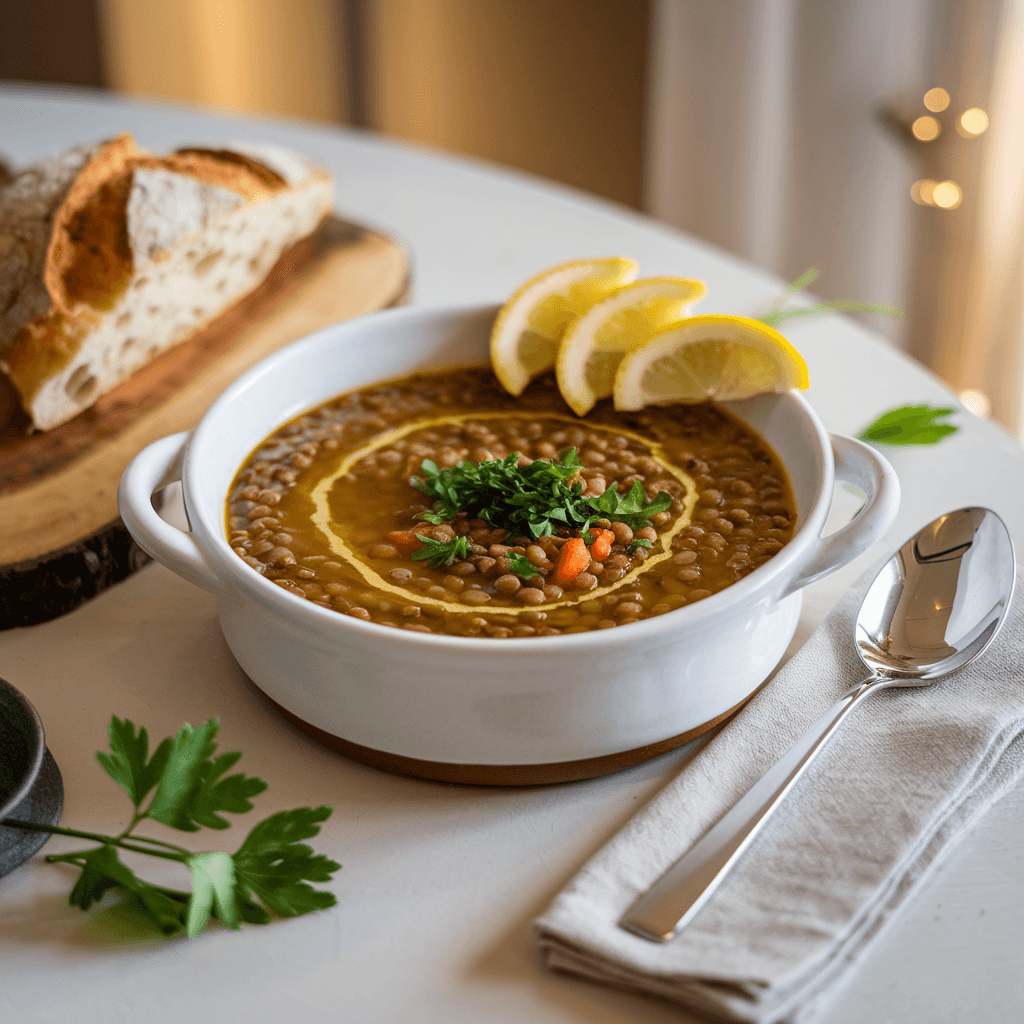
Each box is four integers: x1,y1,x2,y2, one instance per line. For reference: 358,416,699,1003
0,134,333,430
0,138,108,352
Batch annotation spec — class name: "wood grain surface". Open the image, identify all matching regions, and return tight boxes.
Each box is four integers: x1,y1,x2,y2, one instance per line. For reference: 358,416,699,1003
0,215,410,628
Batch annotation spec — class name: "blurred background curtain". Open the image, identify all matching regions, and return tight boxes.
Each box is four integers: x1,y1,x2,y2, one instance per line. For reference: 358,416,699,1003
645,0,1024,434
98,0,350,124
2,0,1023,438
943,0,1024,436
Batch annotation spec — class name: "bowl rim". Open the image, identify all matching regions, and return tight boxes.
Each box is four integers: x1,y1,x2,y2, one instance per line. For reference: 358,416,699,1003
183,302,835,652
0,678,46,820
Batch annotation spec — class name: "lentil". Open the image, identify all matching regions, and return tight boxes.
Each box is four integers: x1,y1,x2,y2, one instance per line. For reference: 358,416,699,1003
227,367,796,637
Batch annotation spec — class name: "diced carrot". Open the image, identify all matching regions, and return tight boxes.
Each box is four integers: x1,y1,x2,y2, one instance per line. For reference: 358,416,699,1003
387,530,425,555
588,528,615,562
554,536,591,584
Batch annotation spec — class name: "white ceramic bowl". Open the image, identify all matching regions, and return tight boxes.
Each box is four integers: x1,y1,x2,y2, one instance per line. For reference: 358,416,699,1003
118,304,899,784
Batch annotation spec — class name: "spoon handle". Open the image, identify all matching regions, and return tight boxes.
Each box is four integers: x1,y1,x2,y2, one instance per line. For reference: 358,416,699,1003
620,674,885,942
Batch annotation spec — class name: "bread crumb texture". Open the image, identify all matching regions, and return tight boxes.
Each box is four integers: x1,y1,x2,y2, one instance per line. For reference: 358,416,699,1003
0,134,333,430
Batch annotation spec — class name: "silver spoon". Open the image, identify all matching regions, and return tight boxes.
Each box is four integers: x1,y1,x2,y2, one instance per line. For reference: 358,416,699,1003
621,507,1016,942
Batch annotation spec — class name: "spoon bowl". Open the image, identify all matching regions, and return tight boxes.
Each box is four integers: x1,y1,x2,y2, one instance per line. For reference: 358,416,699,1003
622,507,1016,941
857,507,1015,682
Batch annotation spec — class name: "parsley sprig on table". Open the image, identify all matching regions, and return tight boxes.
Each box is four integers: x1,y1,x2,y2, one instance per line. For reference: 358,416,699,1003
1,716,339,937
858,404,958,446
410,448,672,540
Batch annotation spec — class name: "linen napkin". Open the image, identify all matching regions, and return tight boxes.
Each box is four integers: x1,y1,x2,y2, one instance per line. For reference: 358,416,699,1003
535,565,1024,1023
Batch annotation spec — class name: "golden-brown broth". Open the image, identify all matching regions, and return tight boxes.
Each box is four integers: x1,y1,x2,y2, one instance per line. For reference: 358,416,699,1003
226,367,797,638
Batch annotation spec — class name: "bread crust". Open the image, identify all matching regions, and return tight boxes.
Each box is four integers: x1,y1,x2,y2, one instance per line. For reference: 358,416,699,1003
0,134,334,430
0,140,102,355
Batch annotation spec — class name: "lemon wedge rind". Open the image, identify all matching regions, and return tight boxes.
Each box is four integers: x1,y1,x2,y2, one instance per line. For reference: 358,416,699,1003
556,276,707,416
490,256,639,397
613,314,809,411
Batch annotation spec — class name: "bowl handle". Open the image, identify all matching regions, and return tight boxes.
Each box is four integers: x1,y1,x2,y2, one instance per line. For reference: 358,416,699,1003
781,433,900,598
118,431,226,596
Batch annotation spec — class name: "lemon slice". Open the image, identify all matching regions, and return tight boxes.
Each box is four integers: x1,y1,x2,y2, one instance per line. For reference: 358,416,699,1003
490,257,639,396
555,276,706,416
613,314,809,409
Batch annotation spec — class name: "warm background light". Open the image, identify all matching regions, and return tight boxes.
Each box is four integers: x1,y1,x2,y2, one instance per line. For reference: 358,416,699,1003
4,0,1021,439
911,179,962,209
960,389,991,417
958,107,989,136
931,181,963,208
911,179,937,204
911,115,941,141
99,0,348,123
923,87,951,112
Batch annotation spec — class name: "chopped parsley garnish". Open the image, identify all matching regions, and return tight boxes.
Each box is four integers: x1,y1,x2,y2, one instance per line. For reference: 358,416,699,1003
410,534,470,566
410,448,672,540
626,537,653,554
507,551,539,579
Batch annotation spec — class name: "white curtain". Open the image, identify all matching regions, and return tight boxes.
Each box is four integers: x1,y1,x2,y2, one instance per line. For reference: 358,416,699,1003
942,0,1024,435
645,0,1024,437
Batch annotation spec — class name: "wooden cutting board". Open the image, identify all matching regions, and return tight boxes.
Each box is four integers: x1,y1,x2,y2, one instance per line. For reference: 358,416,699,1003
0,216,410,629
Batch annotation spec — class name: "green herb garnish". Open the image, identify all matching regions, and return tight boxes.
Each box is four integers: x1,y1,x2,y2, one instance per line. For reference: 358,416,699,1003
759,267,903,328
858,404,958,446
590,479,670,530
410,449,672,540
410,534,470,566
626,537,653,554
0,716,339,937
507,551,539,579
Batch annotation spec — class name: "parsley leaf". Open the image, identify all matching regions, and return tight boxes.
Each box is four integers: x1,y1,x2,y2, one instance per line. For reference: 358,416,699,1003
68,845,188,934
233,807,340,919
410,449,671,540
0,715,340,938
507,552,539,579
187,851,238,936
626,537,653,554
189,749,269,830
96,716,172,808
410,534,470,566
146,718,267,832
596,480,671,530
858,404,958,446
145,719,220,831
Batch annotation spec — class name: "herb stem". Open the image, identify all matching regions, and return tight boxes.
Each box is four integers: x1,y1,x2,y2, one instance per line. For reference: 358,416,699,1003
119,833,192,855
1,819,188,862
117,808,147,840
2,819,120,845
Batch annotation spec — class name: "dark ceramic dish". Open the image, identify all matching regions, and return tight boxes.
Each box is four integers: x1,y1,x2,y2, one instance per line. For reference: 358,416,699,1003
0,678,63,876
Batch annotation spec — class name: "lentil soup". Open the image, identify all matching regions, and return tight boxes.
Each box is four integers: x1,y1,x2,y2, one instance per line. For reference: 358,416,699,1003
225,367,797,637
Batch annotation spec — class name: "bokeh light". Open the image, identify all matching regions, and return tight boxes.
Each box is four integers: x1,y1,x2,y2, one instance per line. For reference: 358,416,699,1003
932,181,962,208
912,115,941,141
911,179,937,205
923,87,951,112
958,107,989,137
960,389,991,417
911,179,962,209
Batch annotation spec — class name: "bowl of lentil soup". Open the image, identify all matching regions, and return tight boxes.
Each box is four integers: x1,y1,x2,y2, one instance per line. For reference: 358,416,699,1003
118,304,899,784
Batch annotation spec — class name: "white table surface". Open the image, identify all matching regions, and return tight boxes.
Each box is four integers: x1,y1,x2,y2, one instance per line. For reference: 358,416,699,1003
2,84,1024,1024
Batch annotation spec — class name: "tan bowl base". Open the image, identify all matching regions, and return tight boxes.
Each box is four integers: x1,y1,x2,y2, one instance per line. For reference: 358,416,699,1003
258,689,746,786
